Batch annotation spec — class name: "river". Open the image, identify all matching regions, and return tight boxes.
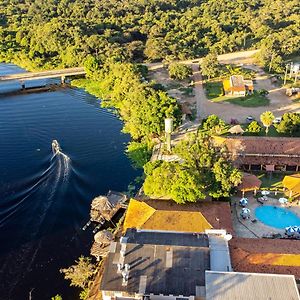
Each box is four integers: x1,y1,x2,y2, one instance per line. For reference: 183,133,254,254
0,63,140,300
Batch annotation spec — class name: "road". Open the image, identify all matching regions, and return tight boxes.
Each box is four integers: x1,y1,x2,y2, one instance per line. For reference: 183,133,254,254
0,67,86,82
145,49,260,70
146,49,260,120
191,63,207,120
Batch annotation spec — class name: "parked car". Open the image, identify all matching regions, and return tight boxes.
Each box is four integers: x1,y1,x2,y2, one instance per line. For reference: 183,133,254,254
246,116,254,123
273,117,282,124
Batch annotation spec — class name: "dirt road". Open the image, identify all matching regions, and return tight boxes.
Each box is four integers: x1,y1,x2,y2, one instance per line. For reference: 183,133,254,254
201,64,300,123
191,63,207,119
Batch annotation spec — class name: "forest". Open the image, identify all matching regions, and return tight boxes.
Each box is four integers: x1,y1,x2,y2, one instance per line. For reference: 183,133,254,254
0,0,299,70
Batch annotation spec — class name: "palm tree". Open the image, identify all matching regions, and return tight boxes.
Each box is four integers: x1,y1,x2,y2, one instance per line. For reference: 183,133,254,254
260,111,275,135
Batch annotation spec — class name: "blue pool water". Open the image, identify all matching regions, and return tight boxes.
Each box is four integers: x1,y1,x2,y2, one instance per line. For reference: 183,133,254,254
255,206,300,229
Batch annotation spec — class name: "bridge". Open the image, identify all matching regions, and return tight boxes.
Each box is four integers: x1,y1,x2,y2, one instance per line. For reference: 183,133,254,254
0,67,86,89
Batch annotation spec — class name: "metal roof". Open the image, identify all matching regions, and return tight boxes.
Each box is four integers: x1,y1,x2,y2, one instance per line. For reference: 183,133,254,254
125,228,209,247
100,231,210,296
208,236,232,272
205,271,300,300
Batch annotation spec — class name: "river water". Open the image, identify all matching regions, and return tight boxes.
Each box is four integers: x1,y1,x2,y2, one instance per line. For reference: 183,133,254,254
0,63,140,300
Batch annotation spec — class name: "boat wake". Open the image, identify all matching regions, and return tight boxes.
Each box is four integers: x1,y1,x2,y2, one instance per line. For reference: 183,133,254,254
0,140,71,228
51,139,71,182
0,140,71,297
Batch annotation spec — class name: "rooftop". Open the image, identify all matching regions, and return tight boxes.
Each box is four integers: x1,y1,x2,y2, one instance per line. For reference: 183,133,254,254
123,199,233,234
124,228,209,247
229,237,300,280
214,136,300,166
205,271,300,300
230,75,245,88
100,231,210,296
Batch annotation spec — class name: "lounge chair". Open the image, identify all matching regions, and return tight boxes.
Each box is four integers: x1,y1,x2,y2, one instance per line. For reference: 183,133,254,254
257,198,264,205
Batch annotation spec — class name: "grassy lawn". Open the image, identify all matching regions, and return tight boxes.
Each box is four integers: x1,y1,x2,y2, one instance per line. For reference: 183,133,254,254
205,81,270,107
227,92,270,107
205,81,224,99
256,172,285,190
241,125,300,138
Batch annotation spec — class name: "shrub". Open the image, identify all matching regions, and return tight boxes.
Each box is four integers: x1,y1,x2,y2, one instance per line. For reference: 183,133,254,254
246,121,262,134
168,63,192,80
258,89,269,95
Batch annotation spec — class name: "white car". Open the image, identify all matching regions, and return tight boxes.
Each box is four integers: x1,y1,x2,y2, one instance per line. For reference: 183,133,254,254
246,116,254,123
273,117,282,124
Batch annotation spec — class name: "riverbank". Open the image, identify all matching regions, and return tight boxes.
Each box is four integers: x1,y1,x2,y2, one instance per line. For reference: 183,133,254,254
0,62,140,300
0,83,70,97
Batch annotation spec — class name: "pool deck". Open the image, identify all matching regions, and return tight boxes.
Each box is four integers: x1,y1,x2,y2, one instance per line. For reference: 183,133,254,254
232,194,300,238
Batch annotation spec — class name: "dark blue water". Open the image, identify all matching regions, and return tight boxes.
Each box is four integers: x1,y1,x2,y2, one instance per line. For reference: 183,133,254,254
0,64,140,300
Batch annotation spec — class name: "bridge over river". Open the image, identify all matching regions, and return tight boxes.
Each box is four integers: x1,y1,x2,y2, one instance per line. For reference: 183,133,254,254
0,67,86,89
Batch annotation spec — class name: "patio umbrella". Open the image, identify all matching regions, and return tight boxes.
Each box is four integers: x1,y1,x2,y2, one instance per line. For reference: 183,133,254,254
241,208,251,219
294,226,300,233
239,198,248,207
285,226,297,236
261,190,270,196
278,197,288,205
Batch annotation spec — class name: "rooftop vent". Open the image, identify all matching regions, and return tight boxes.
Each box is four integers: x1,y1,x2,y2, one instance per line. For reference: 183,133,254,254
121,270,129,286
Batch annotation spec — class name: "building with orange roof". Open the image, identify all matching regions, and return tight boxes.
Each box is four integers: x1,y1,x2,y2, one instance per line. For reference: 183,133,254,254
123,198,233,234
223,75,253,97
214,136,300,172
229,237,300,280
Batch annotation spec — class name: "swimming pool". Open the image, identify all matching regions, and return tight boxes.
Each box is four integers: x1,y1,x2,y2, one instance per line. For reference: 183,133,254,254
255,206,300,229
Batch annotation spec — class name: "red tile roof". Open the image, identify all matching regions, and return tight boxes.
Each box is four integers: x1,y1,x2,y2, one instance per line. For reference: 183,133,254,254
216,136,300,166
229,238,300,279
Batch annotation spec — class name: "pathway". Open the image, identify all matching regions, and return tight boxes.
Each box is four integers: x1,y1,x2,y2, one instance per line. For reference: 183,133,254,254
191,63,208,120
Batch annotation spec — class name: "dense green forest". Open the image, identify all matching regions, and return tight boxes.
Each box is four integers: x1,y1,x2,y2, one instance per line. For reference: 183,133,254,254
0,0,299,70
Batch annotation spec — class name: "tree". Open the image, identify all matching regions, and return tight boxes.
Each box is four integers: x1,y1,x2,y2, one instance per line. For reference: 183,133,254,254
143,134,242,203
260,111,275,135
94,62,181,141
143,161,205,204
202,115,226,134
175,133,242,198
1,0,299,69
60,256,95,289
51,296,62,300
126,141,152,169
84,55,100,79
168,63,192,80
246,121,262,134
275,113,300,136
255,43,284,73
201,53,220,79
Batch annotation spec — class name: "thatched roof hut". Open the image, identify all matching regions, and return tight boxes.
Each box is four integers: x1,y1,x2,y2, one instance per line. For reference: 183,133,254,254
90,191,127,222
94,230,113,244
91,230,114,260
238,173,262,195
